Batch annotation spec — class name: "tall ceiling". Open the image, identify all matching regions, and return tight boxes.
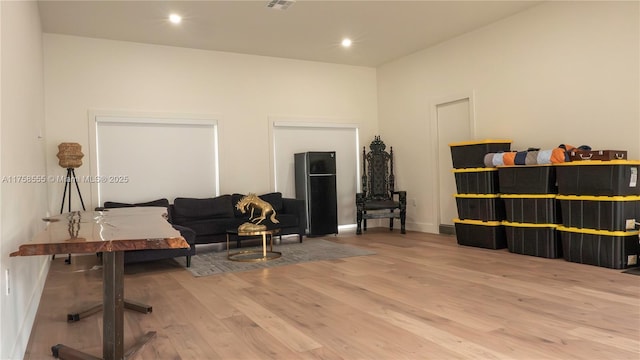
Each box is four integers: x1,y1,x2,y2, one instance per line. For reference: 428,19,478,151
38,1,541,67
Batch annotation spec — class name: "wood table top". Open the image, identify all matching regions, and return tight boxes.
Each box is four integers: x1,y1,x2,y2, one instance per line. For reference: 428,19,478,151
10,207,189,257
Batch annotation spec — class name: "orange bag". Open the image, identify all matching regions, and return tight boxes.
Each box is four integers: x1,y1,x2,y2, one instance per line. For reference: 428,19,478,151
503,152,516,166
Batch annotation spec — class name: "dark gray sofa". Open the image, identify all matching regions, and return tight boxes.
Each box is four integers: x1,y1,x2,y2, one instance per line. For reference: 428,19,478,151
101,192,305,265
122,224,196,267
100,199,197,267
171,192,306,244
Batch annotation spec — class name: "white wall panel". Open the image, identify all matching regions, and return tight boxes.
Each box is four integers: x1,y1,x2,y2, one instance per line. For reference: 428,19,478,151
272,123,358,226
1,2,49,359
93,115,218,205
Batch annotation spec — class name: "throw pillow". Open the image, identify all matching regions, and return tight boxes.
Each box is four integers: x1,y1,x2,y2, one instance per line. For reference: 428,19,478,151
103,198,170,209
103,198,171,221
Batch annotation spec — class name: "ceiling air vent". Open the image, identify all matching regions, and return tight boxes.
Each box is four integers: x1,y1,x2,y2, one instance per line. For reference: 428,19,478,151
267,0,295,10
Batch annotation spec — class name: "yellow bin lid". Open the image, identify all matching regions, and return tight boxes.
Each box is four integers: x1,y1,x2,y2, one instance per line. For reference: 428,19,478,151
500,194,557,199
453,218,502,226
454,193,500,199
556,195,640,202
497,164,554,168
452,167,498,173
557,226,639,236
503,221,558,228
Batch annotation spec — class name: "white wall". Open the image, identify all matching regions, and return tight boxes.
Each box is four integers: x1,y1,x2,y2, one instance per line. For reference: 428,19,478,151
377,1,640,233
12,2,637,354
272,124,359,226
0,1,50,359
43,34,378,213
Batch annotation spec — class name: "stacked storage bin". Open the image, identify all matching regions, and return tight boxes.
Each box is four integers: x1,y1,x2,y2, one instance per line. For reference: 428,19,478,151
498,165,563,258
555,160,640,269
449,140,511,249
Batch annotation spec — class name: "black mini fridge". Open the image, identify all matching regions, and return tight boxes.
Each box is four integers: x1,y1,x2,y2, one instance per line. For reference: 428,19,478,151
295,151,338,236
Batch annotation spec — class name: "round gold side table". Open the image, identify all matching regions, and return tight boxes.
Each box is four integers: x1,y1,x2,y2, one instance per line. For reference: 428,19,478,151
226,228,281,262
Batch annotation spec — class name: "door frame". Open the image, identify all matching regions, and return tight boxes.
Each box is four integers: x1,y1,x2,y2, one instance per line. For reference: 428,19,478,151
429,91,476,234
268,116,361,229
87,109,220,207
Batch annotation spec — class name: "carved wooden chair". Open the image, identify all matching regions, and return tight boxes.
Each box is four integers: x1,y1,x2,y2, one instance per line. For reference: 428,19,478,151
356,136,407,235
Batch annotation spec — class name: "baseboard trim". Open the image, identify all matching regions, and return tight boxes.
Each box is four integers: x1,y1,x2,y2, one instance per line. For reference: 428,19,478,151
439,224,456,235
10,257,50,360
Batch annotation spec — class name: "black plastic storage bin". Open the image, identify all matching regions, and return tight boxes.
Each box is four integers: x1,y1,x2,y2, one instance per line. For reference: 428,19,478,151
501,194,561,224
558,226,640,269
503,221,562,259
555,160,640,196
453,218,507,249
498,165,557,194
453,168,500,194
455,194,505,221
557,195,640,232
449,140,511,169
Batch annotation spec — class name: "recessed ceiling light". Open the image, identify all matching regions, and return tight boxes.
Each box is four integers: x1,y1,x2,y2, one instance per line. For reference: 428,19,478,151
169,13,182,24
341,38,352,48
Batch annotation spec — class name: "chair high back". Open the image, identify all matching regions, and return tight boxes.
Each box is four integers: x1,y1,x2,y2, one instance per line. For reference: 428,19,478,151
362,136,395,201
356,136,406,235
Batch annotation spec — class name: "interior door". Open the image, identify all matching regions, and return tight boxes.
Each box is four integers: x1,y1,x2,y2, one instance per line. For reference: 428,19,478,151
436,98,471,234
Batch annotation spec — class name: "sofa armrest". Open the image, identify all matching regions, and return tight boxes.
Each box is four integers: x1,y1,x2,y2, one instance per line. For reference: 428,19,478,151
282,198,306,237
168,204,175,224
172,224,197,256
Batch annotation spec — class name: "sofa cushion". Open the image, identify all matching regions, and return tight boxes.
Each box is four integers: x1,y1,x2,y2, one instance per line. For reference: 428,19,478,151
275,213,298,229
179,218,245,236
173,195,234,222
103,201,135,208
103,198,171,221
104,198,170,209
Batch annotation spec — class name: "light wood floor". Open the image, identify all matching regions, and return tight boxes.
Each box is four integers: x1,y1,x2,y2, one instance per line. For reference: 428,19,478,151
25,229,640,359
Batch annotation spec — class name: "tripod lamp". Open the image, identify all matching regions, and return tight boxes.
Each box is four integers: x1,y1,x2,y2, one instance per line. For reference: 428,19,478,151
57,142,86,214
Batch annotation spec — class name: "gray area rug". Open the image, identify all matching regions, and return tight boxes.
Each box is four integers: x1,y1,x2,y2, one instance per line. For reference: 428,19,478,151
178,239,376,277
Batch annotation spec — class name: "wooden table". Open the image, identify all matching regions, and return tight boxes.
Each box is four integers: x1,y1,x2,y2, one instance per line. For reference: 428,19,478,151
10,207,189,360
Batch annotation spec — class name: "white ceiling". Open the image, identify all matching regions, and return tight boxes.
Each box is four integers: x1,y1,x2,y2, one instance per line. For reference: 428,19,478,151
37,0,541,67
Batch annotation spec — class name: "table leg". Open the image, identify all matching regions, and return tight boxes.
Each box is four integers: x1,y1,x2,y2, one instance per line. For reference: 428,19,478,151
67,304,102,322
122,300,153,314
102,251,124,360
269,233,273,252
53,251,157,360
51,344,101,360
123,331,157,359
67,301,152,323
262,233,267,258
